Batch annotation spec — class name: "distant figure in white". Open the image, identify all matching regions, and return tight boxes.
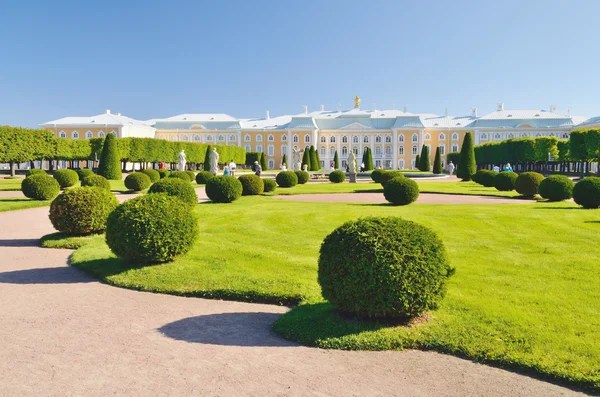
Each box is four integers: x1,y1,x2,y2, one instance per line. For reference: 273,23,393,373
448,161,455,176
292,148,301,172
347,151,357,175
178,150,187,171
209,148,219,175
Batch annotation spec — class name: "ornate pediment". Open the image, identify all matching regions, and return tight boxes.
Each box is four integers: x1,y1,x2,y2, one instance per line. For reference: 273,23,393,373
189,124,206,130
340,122,373,130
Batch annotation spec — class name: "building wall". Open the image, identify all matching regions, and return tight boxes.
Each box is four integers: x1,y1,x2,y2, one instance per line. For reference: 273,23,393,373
48,127,121,139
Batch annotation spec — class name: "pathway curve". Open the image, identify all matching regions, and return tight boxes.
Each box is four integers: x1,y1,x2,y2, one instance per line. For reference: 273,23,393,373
0,207,584,396
275,192,530,205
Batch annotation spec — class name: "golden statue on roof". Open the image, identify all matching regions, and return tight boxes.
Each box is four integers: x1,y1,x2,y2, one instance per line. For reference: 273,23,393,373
354,96,360,109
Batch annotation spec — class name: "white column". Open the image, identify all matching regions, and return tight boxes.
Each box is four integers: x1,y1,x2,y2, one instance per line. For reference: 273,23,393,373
392,129,398,170
371,133,375,161
237,130,242,147
359,134,363,156
337,132,341,168
312,129,318,146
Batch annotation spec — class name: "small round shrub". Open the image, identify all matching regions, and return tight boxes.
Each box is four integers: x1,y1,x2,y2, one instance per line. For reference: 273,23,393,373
27,169,46,177
474,169,498,187
195,171,214,185
539,175,574,202
295,170,310,184
148,178,198,206
77,168,95,180
383,177,419,205
142,168,160,183
318,217,453,319
169,171,191,182
124,172,152,192
276,171,298,188
49,187,118,236
573,177,600,209
494,172,518,191
238,174,264,196
53,169,79,189
106,194,199,263
81,174,111,190
515,172,544,197
263,178,276,193
205,176,243,203
157,169,170,179
185,170,196,182
380,171,404,187
370,169,386,183
21,174,60,200
329,170,346,183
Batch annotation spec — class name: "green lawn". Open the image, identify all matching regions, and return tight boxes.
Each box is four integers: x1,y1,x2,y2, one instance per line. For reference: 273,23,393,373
0,178,23,191
60,197,600,390
0,197,50,212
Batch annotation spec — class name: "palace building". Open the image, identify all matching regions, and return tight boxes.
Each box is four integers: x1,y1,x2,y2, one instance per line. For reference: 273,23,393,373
41,97,598,170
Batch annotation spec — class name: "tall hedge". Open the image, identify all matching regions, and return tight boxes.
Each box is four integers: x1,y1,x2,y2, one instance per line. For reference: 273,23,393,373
0,127,55,176
457,132,476,181
363,147,374,171
260,152,268,171
97,134,122,180
433,147,442,174
419,145,430,171
333,150,339,169
302,147,311,170
245,152,261,170
281,153,287,167
309,145,319,171
315,146,321,170
415,154,420,170
203,145,213,171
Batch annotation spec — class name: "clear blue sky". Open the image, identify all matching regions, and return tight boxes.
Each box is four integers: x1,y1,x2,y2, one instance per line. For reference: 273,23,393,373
1,0,599,127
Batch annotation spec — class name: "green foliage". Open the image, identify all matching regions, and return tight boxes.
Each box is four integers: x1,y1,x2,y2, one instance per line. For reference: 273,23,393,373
515,172,544,197
281,153,287,167
557,140,571,162
362,147,374,171
433,147,442,174
446,152,460,168
315,146,321,170
53,169,79,189
97,134,122,180
81,175,111,190
302,148,311,170
383,177,419,205
494,172,518,191
318,217,451,319
21,174,60,200
276,171,298,187
457,132,476,180
49,187,118,236
309,145,319,171
141,168,160,183
569,130,589,162
475,137,559,166
195,171,214,185
415,154,420,170
539,175,574,202
184,170,196,181
106,194,199,263
419,145,430,171
77,168,95,180
27,169,47,177
260,152,268,171
245,152,261,170
204,145,213,171
238,174,264,196
205,176,243,203
573,177,600,209
473,170,498,187
370,169,386,183
157,169,169,179
169,171,191,182
0,127,55,175
124,172,152,191
148,178,198,206
263,178,276,193
328,170,346,183
295,170,309,184
334,150,339,169
380,170,404,187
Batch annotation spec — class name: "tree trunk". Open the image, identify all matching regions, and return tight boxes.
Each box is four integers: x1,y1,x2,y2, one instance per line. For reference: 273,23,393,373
9,161,15,177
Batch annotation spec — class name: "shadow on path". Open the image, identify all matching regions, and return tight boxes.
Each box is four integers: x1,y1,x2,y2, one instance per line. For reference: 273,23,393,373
0,266,94,284
157,312,295,347
0,238,40,247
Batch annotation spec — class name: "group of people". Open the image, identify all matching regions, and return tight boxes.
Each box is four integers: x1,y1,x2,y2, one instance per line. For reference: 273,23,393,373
222,160,238,176
446,161,513,176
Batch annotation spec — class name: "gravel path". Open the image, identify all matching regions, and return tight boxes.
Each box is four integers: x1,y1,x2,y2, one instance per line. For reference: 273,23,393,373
0,207,585,396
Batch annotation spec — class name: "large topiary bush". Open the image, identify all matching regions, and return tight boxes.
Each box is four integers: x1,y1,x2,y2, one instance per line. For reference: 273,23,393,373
21,174,60,200
494,172,518,191
27,169,46,177
53,169,79,189
515,172,544,197
49,186,119,236
383,176,419,205
457,132,476,181
169,171,191,182
125,172,152,192
474,169,498,187
276,171,298,187
263,178,276,193
185,170,196,182
295,170,309,184
148,178,198,205
81,174,111,190
97,133,122,180
539,175,574,202
205,176,243,203
318,217,453,319
106,194,199,263
329,170,346,183
77,168,95,180
370,169,386,183
573,177,600,209
157,169,170,179
238,174,264,196
195,171,214,185
380,170,404,187
142,168,160,183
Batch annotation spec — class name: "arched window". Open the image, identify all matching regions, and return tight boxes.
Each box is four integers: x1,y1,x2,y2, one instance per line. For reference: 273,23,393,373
398,134,405,143
438,144,445,155
293,134,299,143
282,134,287,142
494,133,501,140
194,135,201,142
385,146,392,155
244,134,251,142
353,146,358,154
268,134,274,142
398,159,405,169
385,136,392,143
229,135,236,141
256,135,263,142
206,135,213,141
85,131,93,139
217,135,224,142
411,159,416,169
59,131,66,138
375,135,382,143
320,136,326,143
98,131,105,138
304,134,310,143
330,147,335,156
439,133,446,140
398,146,404,155
363,136,369,144
330,136,336,143
375,146,381,155
341,146,348,155
320,146,325,155
353,136,359,143
452,132,459,141
412,133,418,142
281,145,288,155
412,145,418,155
452,144,459,152
508,133,514,139
562,133,569,139
182,135,190,141
72,131,79,139
424,133,431,140
342,136,348,143
244,144,251,152
268,159,274,169
256,144,263,153
481,133,488,139
268,145,274,156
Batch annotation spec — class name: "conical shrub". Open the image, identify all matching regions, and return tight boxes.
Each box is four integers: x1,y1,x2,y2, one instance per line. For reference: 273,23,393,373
97,134,122,180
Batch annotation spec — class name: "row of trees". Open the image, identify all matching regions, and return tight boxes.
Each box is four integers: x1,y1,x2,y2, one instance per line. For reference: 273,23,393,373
301,145,322,171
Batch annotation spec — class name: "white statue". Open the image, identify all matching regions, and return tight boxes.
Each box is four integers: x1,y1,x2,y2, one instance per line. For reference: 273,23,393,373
178,150,187,171
209,148,219,175
347,151,357,175
292,148,301,172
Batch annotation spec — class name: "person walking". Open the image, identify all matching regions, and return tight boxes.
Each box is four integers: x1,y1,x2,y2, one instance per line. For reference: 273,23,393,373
223,164,230,176
504,163,513,172
254,160,262,176
360,162,365,172
229,160,236,176
448,161,455,176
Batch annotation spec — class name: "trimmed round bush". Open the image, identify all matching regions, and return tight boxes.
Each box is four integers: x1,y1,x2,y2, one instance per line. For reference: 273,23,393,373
124,172,152,192
539,175,574,202
49,186,118,236
77,168,95,180
383,177,419,205
21,174,60,200
106,194,199,263
238,174,264,196
515,172,544,197
195,171,214,185
380,171,404,187
318,217,452,319
185,170,196,182
370,169,386,183
573,177,600,209
27,169,46,177
329,170,346,183
205,176,243,203
494,172,518,191
148,178,198,205
263,178,276,193
169,171,191,182
81,174,111,190
157,169,170,179
474,169,498,187
142,168,160,183
53,169,79,189
276,171,298,188
295,170,310,184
